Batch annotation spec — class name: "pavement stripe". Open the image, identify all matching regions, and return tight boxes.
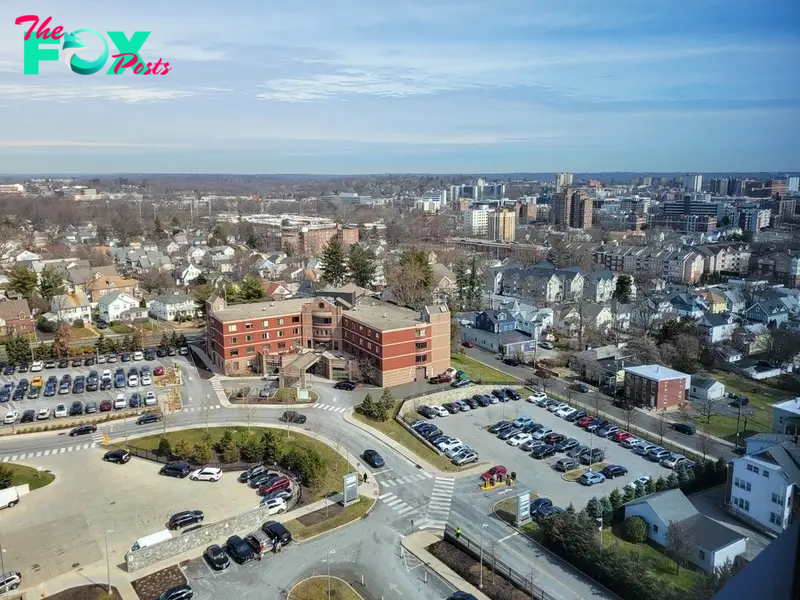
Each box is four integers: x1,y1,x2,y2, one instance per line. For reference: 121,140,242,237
378,493,395,500
382,480,396,487
59,447,65,453
35,451,42,457
396,506,416,516
43,450,50,456
385,498,403,507
67,446,73,452
10,455,17,461
1,457,8,462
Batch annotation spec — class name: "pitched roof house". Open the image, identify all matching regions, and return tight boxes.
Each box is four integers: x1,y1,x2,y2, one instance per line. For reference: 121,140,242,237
0,299,33,335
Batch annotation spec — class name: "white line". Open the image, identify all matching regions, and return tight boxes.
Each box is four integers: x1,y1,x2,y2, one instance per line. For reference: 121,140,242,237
499,532,519,542
385,498,403,507
43,450,50,456
378,493,395,500
1,457,8,462
34,451,42,458
67,446,73,452
421,471,433,478
10,455,17,461
382,480,396,487
59,447,65,453
396,506,416,516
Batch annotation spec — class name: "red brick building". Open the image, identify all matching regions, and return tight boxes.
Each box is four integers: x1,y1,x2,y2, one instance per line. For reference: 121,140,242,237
281,225,359,256
206,294,450,386
623,365,690,411
0,299,34,335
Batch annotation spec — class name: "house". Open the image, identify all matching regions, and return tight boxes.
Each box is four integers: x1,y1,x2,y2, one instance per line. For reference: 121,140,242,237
625,489,748,573
98,291,140,323
695,289,729,314
697,313,737,344
733,323,771,355
623,364,690,411
0,299,34,335
431,263,456,304
667,293,705,319
745,300,790,328
558,304,614,334
120,307,148,323
50,290,92,324
690,376,725,402
727,436,800,535
475,309,516,334
177,264,203,285
569,345,631,384
261,281,293,301
722,289,747,314
771,398,800,436
186,247,208,263
583,270,617,303
148,292,197,321
72,272,138,304
488,261,584,305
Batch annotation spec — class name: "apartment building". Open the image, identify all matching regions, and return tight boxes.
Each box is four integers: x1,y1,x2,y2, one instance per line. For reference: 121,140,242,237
281,224,359,255
623,364,690,411
487,209,516,242
569,191,593,229
593,246,704,284
695,243,751,275
206,295,450,386
550,188,571,227
463,206,491,237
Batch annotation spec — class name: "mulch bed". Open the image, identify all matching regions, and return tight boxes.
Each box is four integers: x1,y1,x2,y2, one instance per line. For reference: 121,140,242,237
428,539,530,600
295,502,344,527
46,585,123,600
131,565,187,600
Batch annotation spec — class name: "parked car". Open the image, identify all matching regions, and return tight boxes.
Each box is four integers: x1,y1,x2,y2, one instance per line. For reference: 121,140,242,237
578,471,606,486
529,497,553,517
507,432,533,447
612,431,632,443
527,392,547,403
531,444,556,459
225,535,254,564
239,465,268,483
103,449,131,464
648,448,672,462
259,475,292,496
333,380,356,391
602,464,629,479
520,438,545,452
554,437,579,453
417,405,438,419
488,420,512,434
661,454,691,469
168,510,204,529
579,448,605,465
158,585,193,600
261,520,293,546
634,443,659,456
498,427,520,441
452,450,479,465
160,461,191,478
556,457,580,472
481,465,507,481
627,476,651,490
672,422,696,435
204,544,230,570
586,419,608,433
428,374,452,384
565,410,586,423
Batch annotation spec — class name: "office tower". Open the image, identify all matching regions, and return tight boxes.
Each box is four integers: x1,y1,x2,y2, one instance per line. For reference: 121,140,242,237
787,176,800,193
555,173,573,192
463,206,490,236
569,191,593,229
682,174,703,192
487,209,516,242
710,178,730,195
550,188,571,227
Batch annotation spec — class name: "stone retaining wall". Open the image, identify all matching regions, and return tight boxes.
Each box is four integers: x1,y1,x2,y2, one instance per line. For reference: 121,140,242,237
397,385,520,417
125,504,275,572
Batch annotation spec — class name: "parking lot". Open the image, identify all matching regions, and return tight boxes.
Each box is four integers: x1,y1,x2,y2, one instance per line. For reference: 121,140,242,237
413,390,682,509
0,353,185,426
0,448,258,587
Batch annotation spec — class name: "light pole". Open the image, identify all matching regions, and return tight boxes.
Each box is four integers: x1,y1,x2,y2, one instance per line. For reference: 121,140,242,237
596,517,603,547
327,549,336,600
105,529,114,594
0,533,6,593
479,523,488,589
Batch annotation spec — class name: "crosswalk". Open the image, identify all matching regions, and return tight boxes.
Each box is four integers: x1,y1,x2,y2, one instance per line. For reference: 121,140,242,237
378,492,418,517
178,404,223,412
312,402,346,413
377,471,432,487
415,477,455,531
0,441,98,462
209,379,227,404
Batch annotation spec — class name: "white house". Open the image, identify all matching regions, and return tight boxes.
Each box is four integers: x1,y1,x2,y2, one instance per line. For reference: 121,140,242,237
14,250,41,263
690,377,726,402
177,264,203,285
50,290,92,324
583,270,617,303
698,313,737,344
186,247,207,263
98,290,139,323
148,292,197,321
625,489,747,572
728,437,799,535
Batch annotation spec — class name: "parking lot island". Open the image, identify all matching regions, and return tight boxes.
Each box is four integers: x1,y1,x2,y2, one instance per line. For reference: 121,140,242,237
288,576,364,600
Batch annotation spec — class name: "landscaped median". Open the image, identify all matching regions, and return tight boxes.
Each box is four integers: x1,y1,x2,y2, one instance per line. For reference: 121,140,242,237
451,353,519,384
1,462,55,491
289,576,363,600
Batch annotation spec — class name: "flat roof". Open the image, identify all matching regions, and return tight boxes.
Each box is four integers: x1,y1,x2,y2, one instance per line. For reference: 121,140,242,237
624,364,689,381
211,298,310,322
344,298,425,332
773,398,800,416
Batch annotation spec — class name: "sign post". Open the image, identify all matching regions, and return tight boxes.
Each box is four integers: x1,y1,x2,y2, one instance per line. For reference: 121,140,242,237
342,472,359,507
515,491,531,527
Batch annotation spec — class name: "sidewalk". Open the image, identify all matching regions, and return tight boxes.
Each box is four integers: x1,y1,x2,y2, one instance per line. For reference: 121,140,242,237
402,531,490,600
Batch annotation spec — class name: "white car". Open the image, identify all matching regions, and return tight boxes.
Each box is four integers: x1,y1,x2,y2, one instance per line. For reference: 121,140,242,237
547,402,568,413
102,370,112,380
531,427,554,440
127,375,139,387
430,405,448,417
661,454,689,469
555,406,575,418
133,351,144,361
141,374,152,386
626,476,651,490
190,467,223,482
37,408,51,420
621,437,644,449
144,391,157,406
30,360,44,372
54,403,68,418
445,444,470,458
527,392,547,403
261,497,288,515
3,410,18,425
437,438,463,452
114,394,127,409
507,432,533,447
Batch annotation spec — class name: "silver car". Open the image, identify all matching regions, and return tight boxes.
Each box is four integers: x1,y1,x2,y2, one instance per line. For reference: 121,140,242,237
452,451,479,465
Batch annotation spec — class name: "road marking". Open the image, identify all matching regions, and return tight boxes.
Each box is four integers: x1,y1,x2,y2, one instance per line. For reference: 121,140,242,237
373,468,394,476
424,477,456,528
34,451,42,457
59,447,65,453
1,457,7,462
10,455,17,461
499,532,519,542
43,450,50,456
378,492,395,500
378,492,418,517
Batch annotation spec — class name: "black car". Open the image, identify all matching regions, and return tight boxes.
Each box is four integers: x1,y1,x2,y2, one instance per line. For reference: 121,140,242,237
121,353,131,362
17,364,29,372
239,464,268,483
448,593,478,600
333,380,356,391
71,358,82,367
262,520,292,545
498,427,520,440
72,382,85,394
69,401,83,416
503,388,521,400
532,444,556,459
57,359,69,368
103,449,131,464
362,449,385,468
84,357,95,366
565,410,586,423
249,472,282,489
85,401,98,414
421,427,443,440
204,544,229,570
585,419,607,433
156,348,169,357
21,410,35,423
12,387,24,401
529,497,553,516
70,423,97,436
602,465,628,479
491,389,508,402
100,379,112,391
160,461,191,478
503,357,520,367
462,397,479,409
488,420,512,434
226,535,254,564
44,360,56,369
672,422,696,435
417,405,438,419
168,348,178,356
158,585,193,600
280,410,307,424
473,394,491,407
144,349,156,361
168,510,204,529
137,413,163,425
2,365,14,376
442,402,461,414
555,438,580,452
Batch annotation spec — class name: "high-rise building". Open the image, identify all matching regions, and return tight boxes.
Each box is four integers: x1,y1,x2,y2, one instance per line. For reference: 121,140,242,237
555,173,573,192
730,178,752,196
710,178,730,195
487,209,516,242
569,191,593,229
682,174,703,192
639,176,652,186
550,188,571,227
463,206,490,236
787,176,800,193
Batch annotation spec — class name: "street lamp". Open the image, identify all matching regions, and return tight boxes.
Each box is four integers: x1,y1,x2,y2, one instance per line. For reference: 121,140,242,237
596,517,603,547
105,529,115,594
0,533,6,594
326,549,336,600
479,523,489,589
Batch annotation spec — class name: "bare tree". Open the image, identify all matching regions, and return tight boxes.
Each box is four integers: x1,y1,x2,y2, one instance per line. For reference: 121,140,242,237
200,393,213,431
240,402,257,431
655,413,670,444
622,404,637,432
311,416,323,440
694,397,717,424
591,390,603,417
666,521,695,575
159,399,172,436
696,431,714,459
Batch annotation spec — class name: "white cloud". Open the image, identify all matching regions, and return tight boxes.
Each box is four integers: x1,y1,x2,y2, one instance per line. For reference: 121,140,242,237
0,83,211,103
0,141,189,148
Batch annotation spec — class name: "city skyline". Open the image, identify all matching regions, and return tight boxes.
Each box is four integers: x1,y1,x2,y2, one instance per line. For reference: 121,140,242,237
1,0,799,174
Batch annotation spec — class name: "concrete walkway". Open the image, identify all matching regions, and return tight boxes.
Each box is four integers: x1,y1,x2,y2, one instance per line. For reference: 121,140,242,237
402,531,491,600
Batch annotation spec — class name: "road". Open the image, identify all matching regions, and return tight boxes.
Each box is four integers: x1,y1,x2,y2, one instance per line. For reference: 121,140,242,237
460,346,735,460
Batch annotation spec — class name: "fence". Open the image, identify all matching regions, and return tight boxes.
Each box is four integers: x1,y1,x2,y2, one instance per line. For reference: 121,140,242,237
443,524,558,600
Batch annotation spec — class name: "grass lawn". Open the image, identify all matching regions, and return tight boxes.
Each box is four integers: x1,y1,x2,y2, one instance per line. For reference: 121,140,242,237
109,324,134,334
451,354,519,384
123,426,350,500
4,462,56,491
70,326,97,340
352,400,465,472
608,527,699,590
273,388,320,403
494,496,544,541
138,320,160,331
283,495,373,542
290,576,363,600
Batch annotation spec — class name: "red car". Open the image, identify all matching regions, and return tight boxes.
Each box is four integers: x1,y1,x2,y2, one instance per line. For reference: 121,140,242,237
429,374,452,384
576,416,595,428
259,475,292,496
545,433,565,445
481,465,507,481
99,400,113,412
462,341,475,348
613,431,632,442
153,366,165,376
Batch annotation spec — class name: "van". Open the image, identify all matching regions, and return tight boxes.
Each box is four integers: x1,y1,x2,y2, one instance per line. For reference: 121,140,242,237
131,529,172,552
672,422,696,435
0,487,20,509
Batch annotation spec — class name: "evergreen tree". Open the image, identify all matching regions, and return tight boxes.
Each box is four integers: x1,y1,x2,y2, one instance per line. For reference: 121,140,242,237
608,488,623,509
634,483,646,498
622,486,635,503
95,333,107,355
599,496,613,522
131,328,144,350
158,332,170,349
359,393,376,418
261,429,284,464
645,478,657,495
398,248,433,288
676,463,692,487
38,266,66,303
321,237,348,286
347,244,376,288
239,274,265,302
5,334,32,365
586,496,601,519
8,265,37,299
655,476,669,491
612,274,633,305
666,472,680,489
464,256,482,310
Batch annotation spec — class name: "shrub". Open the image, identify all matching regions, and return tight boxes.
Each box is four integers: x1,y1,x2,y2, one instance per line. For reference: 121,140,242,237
157,437,172,457
0,464,14,489
172,438,193,460
193,442,213,464
623,516,648,543
239,432,263,462
73,318,84,328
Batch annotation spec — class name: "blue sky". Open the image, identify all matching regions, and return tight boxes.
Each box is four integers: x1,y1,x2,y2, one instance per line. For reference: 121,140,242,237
1,0,799,174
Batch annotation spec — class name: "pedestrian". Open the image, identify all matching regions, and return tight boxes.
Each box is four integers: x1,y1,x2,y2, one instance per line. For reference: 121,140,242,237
363,472,369,483
276,540,282,553
257,551,263,562
455,527,462,538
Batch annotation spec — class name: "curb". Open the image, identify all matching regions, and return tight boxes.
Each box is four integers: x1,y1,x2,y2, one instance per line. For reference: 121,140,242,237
294,494,378,544
288,575,365,599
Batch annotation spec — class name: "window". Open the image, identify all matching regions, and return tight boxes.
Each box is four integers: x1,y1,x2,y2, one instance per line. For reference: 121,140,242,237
245,335,252,342
652,524,659,534
763,471,769,478
228,324,237,332
278,330,284,337
415,354,427,363
733,497,750,512
292,316,300,323
367,342,372,350
231,337,238,343
277,318,284,325
230,349,239,356
769,512,782,525
262,344,270,351
262,332,269,340
698,550,706,560
416,329,426,337
277,342,286,349
262,320,269,327
292,328,299,335
246,346,254,354
416,342,428,350
245,322,252,330
746,464,753,472
772,493,785,505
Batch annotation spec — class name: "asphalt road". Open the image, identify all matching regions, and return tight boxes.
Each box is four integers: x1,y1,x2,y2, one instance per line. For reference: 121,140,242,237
460,346,735,459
